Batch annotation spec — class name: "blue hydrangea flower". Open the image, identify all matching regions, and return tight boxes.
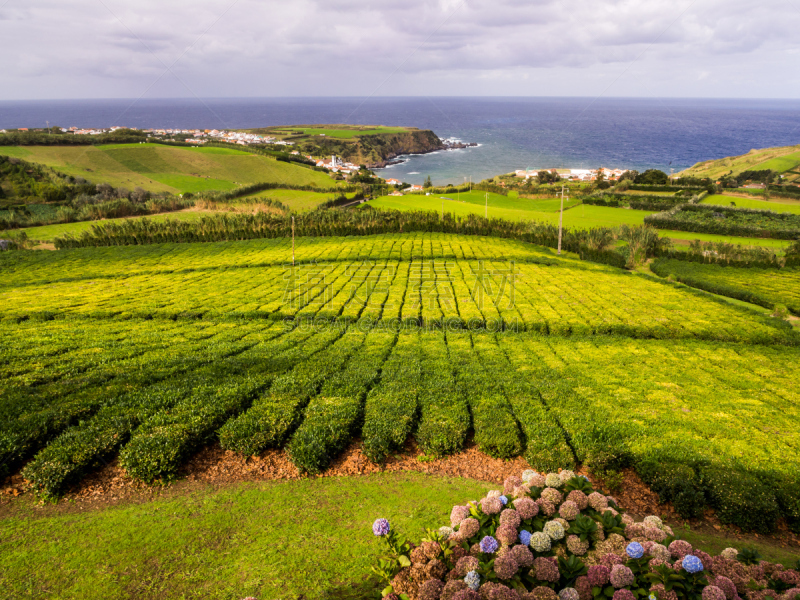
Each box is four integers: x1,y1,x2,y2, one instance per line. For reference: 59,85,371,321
372,518,390,537
626,542,644,559
499,495,509,506
682,555,704,573
479,535,499,554
464,570,481,590
580,475,590,481
519,530,532,546
649,595,657,600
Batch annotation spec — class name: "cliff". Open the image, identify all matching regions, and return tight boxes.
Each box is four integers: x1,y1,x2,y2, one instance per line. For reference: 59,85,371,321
295,129,444,168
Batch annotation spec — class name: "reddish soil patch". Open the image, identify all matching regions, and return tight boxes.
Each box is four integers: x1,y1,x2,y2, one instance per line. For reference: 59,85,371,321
2,442,799,553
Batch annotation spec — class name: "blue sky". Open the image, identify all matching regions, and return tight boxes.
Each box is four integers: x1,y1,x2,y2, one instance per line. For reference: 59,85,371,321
1,0,799,99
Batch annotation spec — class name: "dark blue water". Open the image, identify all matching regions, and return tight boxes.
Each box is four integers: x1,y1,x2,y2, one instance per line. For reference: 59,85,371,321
1,97,799,186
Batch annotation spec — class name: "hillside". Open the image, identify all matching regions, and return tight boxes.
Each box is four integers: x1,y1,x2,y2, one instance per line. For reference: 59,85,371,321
0,143,337,195
679,144,800,180
250,124,445,167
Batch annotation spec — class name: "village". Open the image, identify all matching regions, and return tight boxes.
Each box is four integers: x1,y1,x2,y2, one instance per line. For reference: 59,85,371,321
514,167,627,182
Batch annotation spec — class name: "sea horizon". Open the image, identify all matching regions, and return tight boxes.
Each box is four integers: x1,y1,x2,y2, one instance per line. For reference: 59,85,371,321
2,96,799,185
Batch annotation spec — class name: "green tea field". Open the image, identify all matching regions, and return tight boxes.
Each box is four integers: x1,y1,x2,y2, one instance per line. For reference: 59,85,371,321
1,233,799,520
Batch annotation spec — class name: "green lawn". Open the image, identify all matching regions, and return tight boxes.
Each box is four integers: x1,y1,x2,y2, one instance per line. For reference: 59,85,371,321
1,472,796,600
0,473,489,600
701,194,800,214
368,194,654,227
754,151,800,173
270,126,409,139
0,144,336,195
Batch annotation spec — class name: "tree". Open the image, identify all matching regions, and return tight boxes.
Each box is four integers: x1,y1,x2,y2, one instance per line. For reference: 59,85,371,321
633,169,669,185
423,175,432,189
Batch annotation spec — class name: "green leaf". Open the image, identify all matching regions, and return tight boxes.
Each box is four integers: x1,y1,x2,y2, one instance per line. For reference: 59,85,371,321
382,586,394,597
398,555,411,567
605,586,615,597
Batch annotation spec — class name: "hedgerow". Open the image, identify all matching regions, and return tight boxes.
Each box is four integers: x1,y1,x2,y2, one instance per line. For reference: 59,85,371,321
414,330,471,457
217,327,357,457
447,331,523,459
645,203,800,238
361,332,420,463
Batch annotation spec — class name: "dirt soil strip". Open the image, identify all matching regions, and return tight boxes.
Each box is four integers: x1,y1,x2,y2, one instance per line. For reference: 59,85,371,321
2,439,799,552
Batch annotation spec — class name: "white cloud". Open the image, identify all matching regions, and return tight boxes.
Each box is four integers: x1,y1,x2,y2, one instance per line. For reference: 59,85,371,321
0,0,798,99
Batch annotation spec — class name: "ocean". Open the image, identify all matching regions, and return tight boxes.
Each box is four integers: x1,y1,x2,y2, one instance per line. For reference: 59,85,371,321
1,97,799,186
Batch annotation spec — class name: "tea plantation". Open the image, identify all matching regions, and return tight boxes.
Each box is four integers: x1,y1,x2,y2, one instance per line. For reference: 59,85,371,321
1,233,799,534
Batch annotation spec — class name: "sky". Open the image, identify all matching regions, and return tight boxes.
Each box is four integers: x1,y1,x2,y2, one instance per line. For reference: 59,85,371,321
1,0,799,100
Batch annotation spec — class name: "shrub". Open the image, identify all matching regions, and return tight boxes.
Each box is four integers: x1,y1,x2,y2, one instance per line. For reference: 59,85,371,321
701,467,780,533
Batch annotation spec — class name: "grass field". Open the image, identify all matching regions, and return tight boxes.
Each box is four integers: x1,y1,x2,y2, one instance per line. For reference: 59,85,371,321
701,194,800,213
679,145,800,179
0,143,336,194
369,193,655,227
368,192,792,248
237,188,350,211
264,125,409,140
1,472,795,600
1,233,799,509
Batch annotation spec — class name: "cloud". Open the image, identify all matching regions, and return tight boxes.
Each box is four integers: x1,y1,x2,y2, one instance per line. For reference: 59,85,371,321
0,0,798,99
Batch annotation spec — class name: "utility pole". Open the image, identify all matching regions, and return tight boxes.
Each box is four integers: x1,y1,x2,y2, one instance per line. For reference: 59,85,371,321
670,168,674,185
556,185,569,255
292,216,295,266
46,120,50,136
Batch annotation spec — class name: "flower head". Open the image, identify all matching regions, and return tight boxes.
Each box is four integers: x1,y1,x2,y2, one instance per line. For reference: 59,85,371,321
610,564,635,588
519,530,532,546
500,508,521,529
504,476,523,494
494,553,519,580
530,531,552,552
682,555,703,574
514,497,539,520
480,535,499,554
481,496,503,515
567,490,589,511
458,518,480,540
668,540,693,560
711,576,737,600
720,548,738,560
438,526,454,540
567,534,590,556
451,505,470,527
559,588,580,600
511,544,534,568
372,518,390,536
559,500,580,521
626,542,644,559
419,579,445,600
545,473,563,488
533,556,561,583
522,469,538,483
588,492,609,511
541,487,564,505
464,570,481,591
455,555,480,577
643,516,663,530
701,586,726,600
499,495,509,506
588,565,611,586
613,590,636,600
543,520,565,541
496,524,519,546
559,470,576,482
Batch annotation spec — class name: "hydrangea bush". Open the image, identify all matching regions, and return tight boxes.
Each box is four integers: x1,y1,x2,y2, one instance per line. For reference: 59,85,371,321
370,470,800,600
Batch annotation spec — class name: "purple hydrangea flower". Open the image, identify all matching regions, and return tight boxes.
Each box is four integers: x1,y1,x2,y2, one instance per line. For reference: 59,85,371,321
682,555,703,574
479,535,499,554
372,518,390,536
626,542,644,559
519,530,532,546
